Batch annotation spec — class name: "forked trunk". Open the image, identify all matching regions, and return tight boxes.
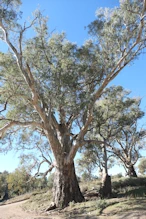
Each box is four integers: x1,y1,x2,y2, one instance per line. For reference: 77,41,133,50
53,161,84,208
127,165,137,177
100,173,112,198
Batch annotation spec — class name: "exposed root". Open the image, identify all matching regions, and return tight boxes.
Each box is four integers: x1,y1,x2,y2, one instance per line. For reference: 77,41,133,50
45,202,56,211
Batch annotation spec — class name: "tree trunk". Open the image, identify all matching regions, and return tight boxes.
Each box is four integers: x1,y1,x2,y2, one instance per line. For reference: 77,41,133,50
53,161,84,208
127,165,137,177
99,144,112,198
99,173,112,198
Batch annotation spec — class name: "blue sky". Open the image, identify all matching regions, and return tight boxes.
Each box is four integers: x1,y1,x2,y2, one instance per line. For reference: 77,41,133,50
0,0,146,174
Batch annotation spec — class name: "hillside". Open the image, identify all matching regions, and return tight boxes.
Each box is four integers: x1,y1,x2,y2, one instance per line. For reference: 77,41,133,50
1,177,146,218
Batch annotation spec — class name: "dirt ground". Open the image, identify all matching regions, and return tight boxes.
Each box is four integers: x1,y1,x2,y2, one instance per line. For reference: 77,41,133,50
0,200,64,219
0,200,146,219
0,201,37,219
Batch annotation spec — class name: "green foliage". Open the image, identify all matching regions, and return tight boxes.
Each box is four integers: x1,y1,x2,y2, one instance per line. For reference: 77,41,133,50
88,86,145,176
0,0,146,139
80,172,93,182
97,199,108,210
47,173,54,189
0,171,9,199
80,86,145,179
138,158,146,175
33,177,48,190
7,167,31,197
124,187,146,198
76,153,96,181
6,167,47,197
112,177,146,190
112,173,123,179
88,0,145,69
0,0,22,26
92,86,144,140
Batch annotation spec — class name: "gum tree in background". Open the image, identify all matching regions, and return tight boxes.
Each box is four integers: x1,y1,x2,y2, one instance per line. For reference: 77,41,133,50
138,157,146,175
109,120,146,177
79,86,145,197
0,0,146,208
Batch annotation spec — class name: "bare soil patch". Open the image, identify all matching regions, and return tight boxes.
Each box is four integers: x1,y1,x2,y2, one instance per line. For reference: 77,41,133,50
0,201,37,219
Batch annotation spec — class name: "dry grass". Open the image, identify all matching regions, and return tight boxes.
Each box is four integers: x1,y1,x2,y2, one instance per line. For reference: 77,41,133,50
1,192,32,205
80,179,101,192
22,189,52,212
102,198,146,215
2,177,146,218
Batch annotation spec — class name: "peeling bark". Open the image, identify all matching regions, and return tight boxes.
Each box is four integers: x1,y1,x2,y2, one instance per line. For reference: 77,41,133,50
99,144,112,198
99,173,112,198
127,165,137,177
53,162,84,208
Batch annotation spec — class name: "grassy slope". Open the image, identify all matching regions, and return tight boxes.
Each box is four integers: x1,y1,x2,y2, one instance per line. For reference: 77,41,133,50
3,177,146,218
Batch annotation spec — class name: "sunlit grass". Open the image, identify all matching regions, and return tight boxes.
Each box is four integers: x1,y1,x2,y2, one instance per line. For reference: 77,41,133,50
2,176,146,218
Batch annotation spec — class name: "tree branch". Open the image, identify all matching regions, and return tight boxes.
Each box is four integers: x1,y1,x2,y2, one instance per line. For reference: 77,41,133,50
0,100,8,113
0,120,43,139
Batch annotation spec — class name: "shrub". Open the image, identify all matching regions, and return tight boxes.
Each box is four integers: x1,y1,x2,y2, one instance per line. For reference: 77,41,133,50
112,173,123,179
112,177,146,190
97,199,108,210
47,173,54,189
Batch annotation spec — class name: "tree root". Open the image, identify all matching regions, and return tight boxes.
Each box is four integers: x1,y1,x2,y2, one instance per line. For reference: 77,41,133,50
45,202,56,211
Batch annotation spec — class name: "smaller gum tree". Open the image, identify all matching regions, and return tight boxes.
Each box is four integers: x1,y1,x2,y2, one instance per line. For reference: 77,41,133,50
110,122,146,177
79,86,145,197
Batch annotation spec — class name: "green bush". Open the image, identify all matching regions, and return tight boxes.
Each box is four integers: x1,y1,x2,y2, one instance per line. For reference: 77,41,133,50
112,173,123,179
125,187,146,197
47,173,54,189
112,177,146,190
97,199,108,210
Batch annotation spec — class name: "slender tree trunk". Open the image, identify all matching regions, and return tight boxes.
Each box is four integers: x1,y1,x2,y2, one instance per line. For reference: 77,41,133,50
127,165,137,177
53,161,84,208
100,170,112,198
1,184,9,201
99,144,112,198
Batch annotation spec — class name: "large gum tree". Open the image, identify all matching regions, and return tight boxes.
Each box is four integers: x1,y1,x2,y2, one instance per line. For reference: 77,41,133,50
0,0,146,208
